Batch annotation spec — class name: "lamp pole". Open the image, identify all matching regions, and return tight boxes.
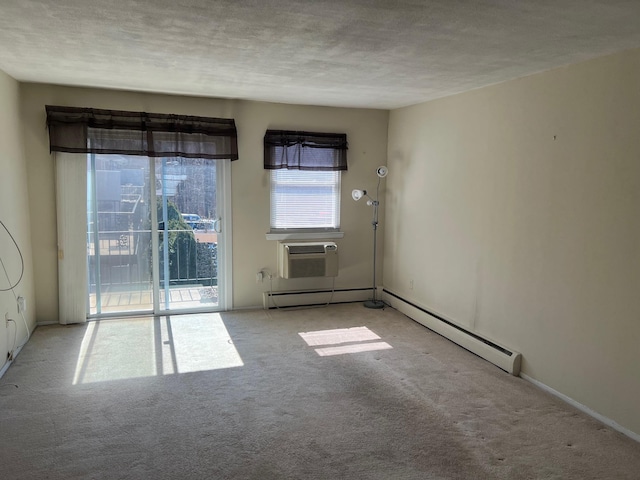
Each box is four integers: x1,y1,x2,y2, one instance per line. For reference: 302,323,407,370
364,198,384,309
353,166,388,309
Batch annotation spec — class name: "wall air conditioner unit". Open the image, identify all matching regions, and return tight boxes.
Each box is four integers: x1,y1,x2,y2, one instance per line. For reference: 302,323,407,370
279,242,338,279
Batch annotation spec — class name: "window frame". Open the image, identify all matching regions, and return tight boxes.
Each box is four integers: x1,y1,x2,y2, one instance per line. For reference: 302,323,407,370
269,168,342,233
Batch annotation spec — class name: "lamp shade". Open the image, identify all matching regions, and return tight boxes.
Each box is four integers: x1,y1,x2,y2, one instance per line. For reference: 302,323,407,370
352,189,365,201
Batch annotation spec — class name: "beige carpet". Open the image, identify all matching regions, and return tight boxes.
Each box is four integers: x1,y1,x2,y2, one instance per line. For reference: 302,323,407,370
1,304,639,479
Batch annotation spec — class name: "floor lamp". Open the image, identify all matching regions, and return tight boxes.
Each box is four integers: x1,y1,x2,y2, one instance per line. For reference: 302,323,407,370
352,166,388,309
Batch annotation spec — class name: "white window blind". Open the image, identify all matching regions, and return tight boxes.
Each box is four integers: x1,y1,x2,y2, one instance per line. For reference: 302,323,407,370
55,153,88,324
270,170,341,229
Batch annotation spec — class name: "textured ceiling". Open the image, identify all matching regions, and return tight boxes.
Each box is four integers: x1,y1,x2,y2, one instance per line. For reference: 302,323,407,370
1,0,640,109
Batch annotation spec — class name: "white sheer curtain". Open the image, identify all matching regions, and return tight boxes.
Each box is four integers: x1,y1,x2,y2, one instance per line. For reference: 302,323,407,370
55,153,87,324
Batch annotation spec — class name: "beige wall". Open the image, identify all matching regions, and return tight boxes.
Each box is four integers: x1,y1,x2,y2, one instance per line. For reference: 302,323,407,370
0,71,35,367
20,84,388,320
385,48,640,436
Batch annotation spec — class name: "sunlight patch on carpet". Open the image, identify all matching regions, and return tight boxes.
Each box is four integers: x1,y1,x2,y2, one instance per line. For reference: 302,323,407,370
299,326,381,346
315,341,393,356
72,313,243,384
299,326,393,356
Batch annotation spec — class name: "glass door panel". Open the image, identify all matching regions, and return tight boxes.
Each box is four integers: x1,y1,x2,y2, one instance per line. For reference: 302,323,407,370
156,158,219,311
87,154,153,315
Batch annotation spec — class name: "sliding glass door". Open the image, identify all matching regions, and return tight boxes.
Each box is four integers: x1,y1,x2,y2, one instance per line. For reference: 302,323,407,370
87,154,230,317
155,157,222,311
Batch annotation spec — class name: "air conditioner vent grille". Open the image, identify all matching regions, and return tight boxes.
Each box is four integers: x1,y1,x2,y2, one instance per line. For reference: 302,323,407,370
287,244,325,255
291,258,326,278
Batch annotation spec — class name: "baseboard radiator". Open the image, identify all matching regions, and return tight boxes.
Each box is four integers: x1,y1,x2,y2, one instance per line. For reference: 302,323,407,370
263,287,372,309
382,289,522,376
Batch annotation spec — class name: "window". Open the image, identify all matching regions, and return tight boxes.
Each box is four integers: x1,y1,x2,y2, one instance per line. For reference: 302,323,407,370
264,130,347,233
270,169,341,230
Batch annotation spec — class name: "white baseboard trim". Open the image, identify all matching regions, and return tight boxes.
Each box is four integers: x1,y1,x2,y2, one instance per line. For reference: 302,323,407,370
382,289,521,376
0,343,25,380
521,373,640,443
0,359,10,379
263,287,373,309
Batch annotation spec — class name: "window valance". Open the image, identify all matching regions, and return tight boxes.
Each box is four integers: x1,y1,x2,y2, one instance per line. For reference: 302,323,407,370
46,106,239,160
264,130,347,171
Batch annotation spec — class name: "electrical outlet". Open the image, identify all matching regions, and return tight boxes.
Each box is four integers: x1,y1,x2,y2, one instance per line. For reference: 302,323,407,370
409,279,414,290
256,271,264,283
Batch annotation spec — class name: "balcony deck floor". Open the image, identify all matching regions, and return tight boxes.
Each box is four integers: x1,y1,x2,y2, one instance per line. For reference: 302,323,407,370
90,285,218,314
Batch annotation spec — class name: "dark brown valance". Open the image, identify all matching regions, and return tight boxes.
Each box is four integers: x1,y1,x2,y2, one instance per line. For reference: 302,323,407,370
46,106,239,160
264,130,347,171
